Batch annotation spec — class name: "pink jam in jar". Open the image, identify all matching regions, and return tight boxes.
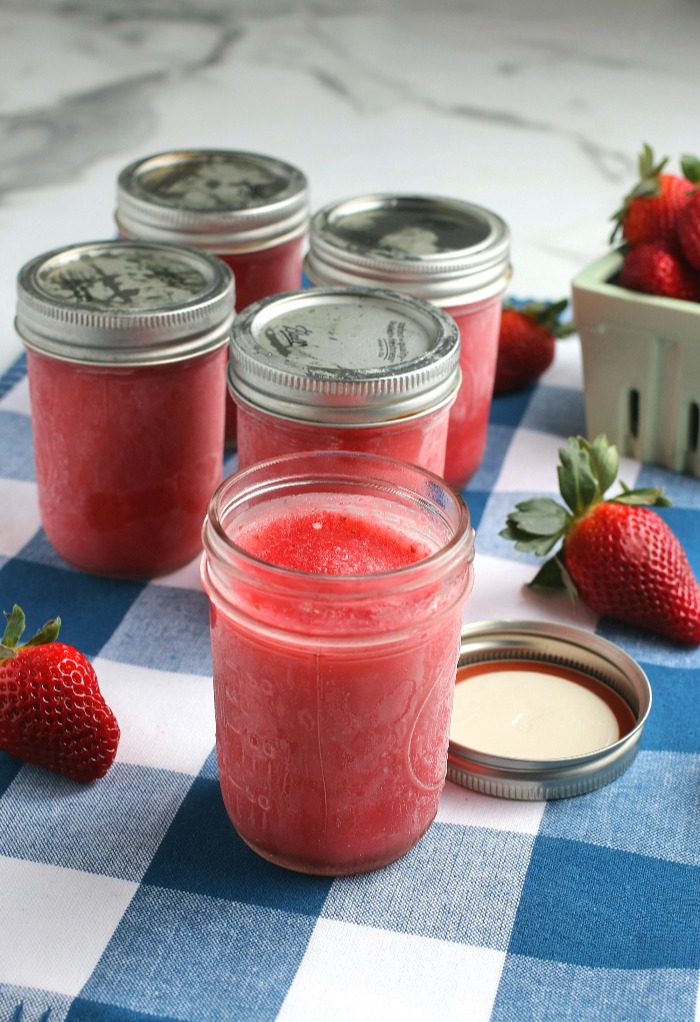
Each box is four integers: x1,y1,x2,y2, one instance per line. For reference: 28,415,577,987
16,240,234,578
228,286,461,475
116,149,310,447
200,450,475,874
304,194,511,489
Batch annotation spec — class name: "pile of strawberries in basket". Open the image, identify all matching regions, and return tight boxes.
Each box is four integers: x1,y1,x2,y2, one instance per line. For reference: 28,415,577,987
612,143,700,302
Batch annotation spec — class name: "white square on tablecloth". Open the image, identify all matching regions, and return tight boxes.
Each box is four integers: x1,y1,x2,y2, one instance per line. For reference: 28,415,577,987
94,657,215,775
0,479,40,557
0,375,31,415
462,552,598,632
277,918,505,1022
0,855,137,996
436,780,545,835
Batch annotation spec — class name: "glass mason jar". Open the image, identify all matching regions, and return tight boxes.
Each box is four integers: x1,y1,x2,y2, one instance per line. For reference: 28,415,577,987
200,450,475,875
16,240,234,578
304,194,511,490
229,285,461,476
115,149,310,447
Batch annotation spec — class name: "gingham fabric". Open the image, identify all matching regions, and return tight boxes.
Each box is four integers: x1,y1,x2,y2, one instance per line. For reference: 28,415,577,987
1,339,699,1022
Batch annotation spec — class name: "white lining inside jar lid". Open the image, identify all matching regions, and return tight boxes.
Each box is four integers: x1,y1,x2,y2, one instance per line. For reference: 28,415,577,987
450,659,637,761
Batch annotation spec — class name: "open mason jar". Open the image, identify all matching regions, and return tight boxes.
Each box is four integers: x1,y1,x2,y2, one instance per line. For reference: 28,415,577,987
201,450,475,875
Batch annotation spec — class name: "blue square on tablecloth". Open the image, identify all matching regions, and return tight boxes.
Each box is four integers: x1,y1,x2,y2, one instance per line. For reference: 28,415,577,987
491,955,699,1022
143,775,331,916
78,884,317,1022
465,422,517,497
541,750,700,867
323,821,534,950
519,384,586,439
0,558,144,657
489,389,535,428
0,410,35,481
99,583,212,675
0,753,23,798
16,528,83,570
0,354,27,398
509,835,700,968
641,662,700,752
636,462,700,509
595,617,700,670
0,762,193,882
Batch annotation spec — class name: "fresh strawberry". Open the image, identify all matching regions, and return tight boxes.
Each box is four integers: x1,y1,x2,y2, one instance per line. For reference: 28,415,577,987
610,144,691,246
676,155,700,270
494,299,575,395
0,606,120,782
501,435,700,644
618,239,700,302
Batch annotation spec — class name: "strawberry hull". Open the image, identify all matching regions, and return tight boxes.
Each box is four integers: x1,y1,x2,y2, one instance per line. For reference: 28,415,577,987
572,250,700,478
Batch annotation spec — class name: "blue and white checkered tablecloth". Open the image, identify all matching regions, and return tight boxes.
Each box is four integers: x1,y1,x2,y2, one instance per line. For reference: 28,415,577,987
1,338,699,1022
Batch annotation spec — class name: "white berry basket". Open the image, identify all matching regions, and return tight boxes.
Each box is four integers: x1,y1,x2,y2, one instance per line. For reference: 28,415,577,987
571,250,700,478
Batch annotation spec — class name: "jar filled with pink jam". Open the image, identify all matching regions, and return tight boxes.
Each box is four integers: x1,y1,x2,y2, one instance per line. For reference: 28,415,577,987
229,285,461,475
200,450,475,874
16,240,234,578
115,149,310,447
304,194,511,490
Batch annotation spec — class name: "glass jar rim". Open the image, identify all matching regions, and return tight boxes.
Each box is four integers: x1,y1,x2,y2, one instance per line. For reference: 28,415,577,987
202,449,473,589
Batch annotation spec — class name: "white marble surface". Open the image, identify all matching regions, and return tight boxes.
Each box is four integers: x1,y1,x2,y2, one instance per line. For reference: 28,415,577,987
2,0,699,371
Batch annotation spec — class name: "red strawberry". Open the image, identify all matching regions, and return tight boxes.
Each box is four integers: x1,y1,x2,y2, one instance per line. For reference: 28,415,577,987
676,155,700,270
501,435,700,644
611,144,691,246
677,190,700,270
494,299,575,395
0,606,120,782
619,240,700,302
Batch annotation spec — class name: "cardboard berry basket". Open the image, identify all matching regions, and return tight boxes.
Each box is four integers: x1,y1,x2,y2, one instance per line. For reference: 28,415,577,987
572,250,700,478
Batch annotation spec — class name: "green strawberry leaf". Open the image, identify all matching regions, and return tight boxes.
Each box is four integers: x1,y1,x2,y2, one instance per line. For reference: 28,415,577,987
586,434,619,496
505,497,570,536
681,153,700,185
557,439,597,514
612,484,673,507
2,605,26,648
21,616,61,649
527,555,566,589
0,605,61,657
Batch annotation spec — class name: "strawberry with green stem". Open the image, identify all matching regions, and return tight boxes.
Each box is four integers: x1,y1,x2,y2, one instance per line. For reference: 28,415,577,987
610,143,692,246
494,298,575,395
501,435,700,644
0,605,120,781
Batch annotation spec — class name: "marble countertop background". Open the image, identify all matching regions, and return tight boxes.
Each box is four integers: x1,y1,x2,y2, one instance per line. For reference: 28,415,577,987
1,0,698,371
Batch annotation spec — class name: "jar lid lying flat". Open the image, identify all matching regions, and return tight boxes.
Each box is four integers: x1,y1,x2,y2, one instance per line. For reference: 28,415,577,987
228,285,461,423
447,620,652,800
15,240,235,365
116,149,310,251
304,193,511,302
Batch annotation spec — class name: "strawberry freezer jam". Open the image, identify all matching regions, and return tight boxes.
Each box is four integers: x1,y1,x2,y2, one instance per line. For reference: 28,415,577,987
27,347,227,577
201,452,474,875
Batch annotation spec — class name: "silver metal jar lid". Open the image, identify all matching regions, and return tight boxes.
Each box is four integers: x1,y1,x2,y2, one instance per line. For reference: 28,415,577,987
16,240,235,366
304,193,511,304
447,620,652,800
116,149,310,252
228,286,461,424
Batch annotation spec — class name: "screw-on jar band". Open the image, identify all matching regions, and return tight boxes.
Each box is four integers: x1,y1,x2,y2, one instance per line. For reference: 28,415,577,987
16,240,235,365
228,286,461,423
304,193,511,303
116,149,310,252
